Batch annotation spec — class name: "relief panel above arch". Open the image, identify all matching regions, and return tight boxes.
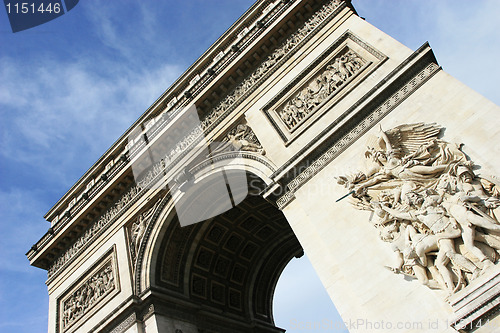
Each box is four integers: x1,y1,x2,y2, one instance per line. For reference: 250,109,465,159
262,31,386,144
56,246,120,333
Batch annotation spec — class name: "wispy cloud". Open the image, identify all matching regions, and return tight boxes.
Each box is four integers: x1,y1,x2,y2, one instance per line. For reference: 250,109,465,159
0,187,49,333
0,56,181,187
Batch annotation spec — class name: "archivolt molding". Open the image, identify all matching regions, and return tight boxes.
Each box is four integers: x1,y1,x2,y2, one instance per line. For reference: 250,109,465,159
149,193,301,322
190,151,276,188
276,54,440,209
47,158,169,281
135,154,280,295
127,197,167,280
190,121,277,185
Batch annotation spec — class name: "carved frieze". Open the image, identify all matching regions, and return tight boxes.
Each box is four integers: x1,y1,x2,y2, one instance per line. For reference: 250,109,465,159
338,123,500,294
263,32,386,143
49,184,141,279
279,49,366,129
58,247,119,332
145,0,344,167
155,0,343,165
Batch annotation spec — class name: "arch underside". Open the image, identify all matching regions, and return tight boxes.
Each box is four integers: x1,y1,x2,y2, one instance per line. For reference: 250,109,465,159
150,173,303,332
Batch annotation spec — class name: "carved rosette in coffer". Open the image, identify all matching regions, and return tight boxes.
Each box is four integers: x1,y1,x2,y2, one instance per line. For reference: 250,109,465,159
57,247,120,333
262,31,386,143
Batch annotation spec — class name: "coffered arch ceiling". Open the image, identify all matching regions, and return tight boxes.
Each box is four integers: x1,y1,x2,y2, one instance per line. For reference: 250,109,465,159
151,172,303,326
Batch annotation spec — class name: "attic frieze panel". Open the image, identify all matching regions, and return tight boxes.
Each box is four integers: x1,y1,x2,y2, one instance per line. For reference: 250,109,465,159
262,31,386,143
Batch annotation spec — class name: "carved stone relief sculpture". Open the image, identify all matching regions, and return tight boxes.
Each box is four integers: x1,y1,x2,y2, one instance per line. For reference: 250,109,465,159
128,204,158,267
338,123,500,294
279,49,366,130
46,0,345,280
59,250,119,332
262,32,386,144
211,122,265,155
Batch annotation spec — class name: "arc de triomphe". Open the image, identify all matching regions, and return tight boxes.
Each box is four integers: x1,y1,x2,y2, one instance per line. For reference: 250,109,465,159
28,1,500,332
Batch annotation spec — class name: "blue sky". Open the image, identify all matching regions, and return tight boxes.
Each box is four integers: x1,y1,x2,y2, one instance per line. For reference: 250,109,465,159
0,1,499,332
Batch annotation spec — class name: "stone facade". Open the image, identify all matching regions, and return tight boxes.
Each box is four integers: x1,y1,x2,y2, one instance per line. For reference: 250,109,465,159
28,0,500,332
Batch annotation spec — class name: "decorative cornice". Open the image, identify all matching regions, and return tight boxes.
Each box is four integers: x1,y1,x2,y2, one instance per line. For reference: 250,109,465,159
41,0,296,225
47,166,167,282
135,0,345,178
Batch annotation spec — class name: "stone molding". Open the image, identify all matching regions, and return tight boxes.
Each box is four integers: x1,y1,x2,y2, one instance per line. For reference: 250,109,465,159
57,246,120,333
127,200,164,273
163,0,294,112
276,58,440,208
38,0,295,232
449,266,500,332
108,312,137,333
125,0,345,184
133,193,172,293
34,0,345,243
47,169,162,281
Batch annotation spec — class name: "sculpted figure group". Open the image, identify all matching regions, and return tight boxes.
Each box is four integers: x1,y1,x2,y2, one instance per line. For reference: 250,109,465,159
338,123,500,293
280,50,365,130
62,264,115,329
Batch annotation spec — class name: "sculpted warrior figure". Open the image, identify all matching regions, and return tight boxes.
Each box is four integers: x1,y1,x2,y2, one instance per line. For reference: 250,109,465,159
438,165,500,270
279,50,366,129
130,206,156,262
380,221,442,290
338,123,500,293
350,126,457,194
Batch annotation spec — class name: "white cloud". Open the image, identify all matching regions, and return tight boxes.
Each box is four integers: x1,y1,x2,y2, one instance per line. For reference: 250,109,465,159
0,56,181,187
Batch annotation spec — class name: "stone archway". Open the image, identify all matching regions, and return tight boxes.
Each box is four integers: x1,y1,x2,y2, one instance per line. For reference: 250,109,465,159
139,167,303,333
